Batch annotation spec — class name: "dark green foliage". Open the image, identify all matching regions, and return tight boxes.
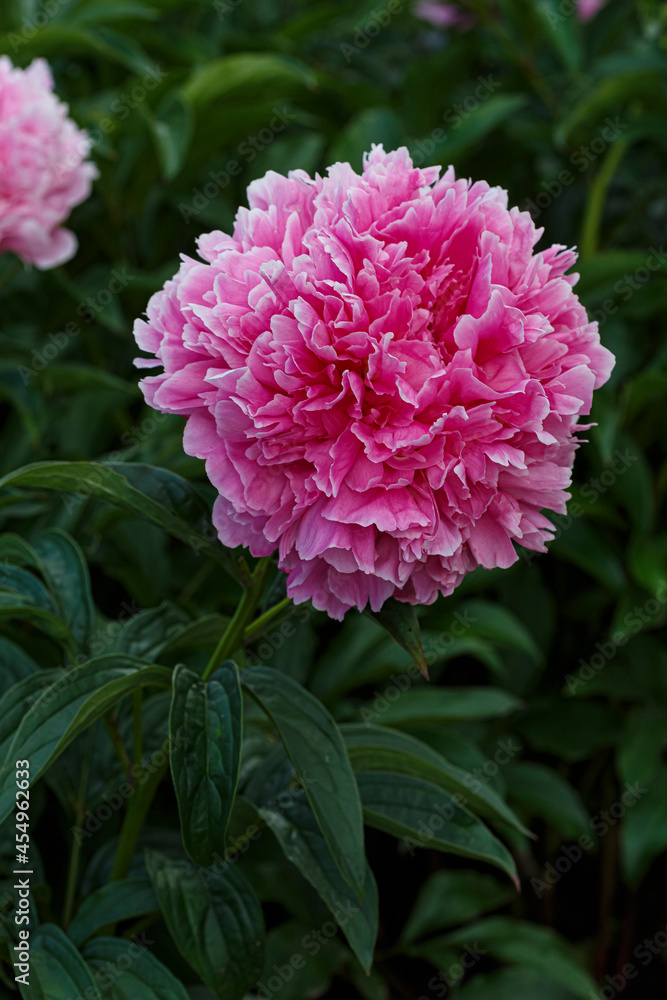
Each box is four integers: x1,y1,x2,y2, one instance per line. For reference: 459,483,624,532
0,0,666,997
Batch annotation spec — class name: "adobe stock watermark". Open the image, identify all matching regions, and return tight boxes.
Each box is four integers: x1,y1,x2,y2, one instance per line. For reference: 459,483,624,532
590,921,667,999
178,107,296,223
55,65,167,180
566,580,667,694
588,246,666,329
339,0,403,62
418,942,487,999
541,0,595,27
523,448,638,566
245,605,312,667
8,0,75,50
523,117,627,218
530,781,647,899
403,737,521,856
412,75,501,166
254,903,362,1000
17,267,134,384
62,934,155,1000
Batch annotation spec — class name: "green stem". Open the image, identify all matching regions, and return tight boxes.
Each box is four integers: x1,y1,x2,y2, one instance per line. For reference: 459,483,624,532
580,138,629,258
63,820,83,928
132,690,143,784
109,740,170,882
243,596,294,646
63,745,91,927
203,557,273,680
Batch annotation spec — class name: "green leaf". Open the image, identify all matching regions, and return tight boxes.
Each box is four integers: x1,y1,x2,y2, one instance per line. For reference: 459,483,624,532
151,90,193,181
372,687,522,727
0,595,73,648
459,600,543,663
515,700,621,762
534,0,582,73
355,771,518,884
145,850,265,1000
35,362,139,397
0,671,61,763
19,924,101,1000
550,518,625,592
70,2,160,26
170,661,243,866
504,763,590,840
155,613,231,661
364,598,428,678
258,789,378,971
260,920,345,1000
0,656,172,824
0,637,39,696
401,870,513,944
68,877,158,948
621,767,667,885
617,705,667,788
183,53,314,106
82,937,190,1000
113,602,191,661
341,724,530,835
411,94,528,165
0,461,231,572
458,967,579,1000
242,667,366,899
435,917,597,998
555,64,667,146
329,108,405,169
33,529,94,652
0,561,57,611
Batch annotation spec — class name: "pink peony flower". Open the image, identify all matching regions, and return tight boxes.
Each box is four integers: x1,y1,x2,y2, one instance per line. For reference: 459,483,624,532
133,146,614,620
0,57,97,269
414,1,471,29
576,0,605,21
415,0,604,27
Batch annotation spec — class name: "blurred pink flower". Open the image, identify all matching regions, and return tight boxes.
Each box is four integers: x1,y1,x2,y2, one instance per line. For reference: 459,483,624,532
414,1,469,29
415,0,605,27
576,0,605,21
0,57,97,269
134,146,614,619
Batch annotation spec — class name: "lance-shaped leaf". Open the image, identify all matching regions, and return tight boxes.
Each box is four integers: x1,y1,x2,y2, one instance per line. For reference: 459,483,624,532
145,850,264,1000
258,788,378,971
0,637,39,697
170,661,243,866
33,530,94,652
341,724,530,836
0,461,232,573
0,558,74,650
19,925,101,1000
431,918,597,998
365,598,428,678
355,771,518,885
242,667,366,899
0,656,172,824
82,936,190,1000
68,877,158,948
373,686,522,726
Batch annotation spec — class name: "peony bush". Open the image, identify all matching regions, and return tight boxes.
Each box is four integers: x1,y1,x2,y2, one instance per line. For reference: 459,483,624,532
0,4,664,999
